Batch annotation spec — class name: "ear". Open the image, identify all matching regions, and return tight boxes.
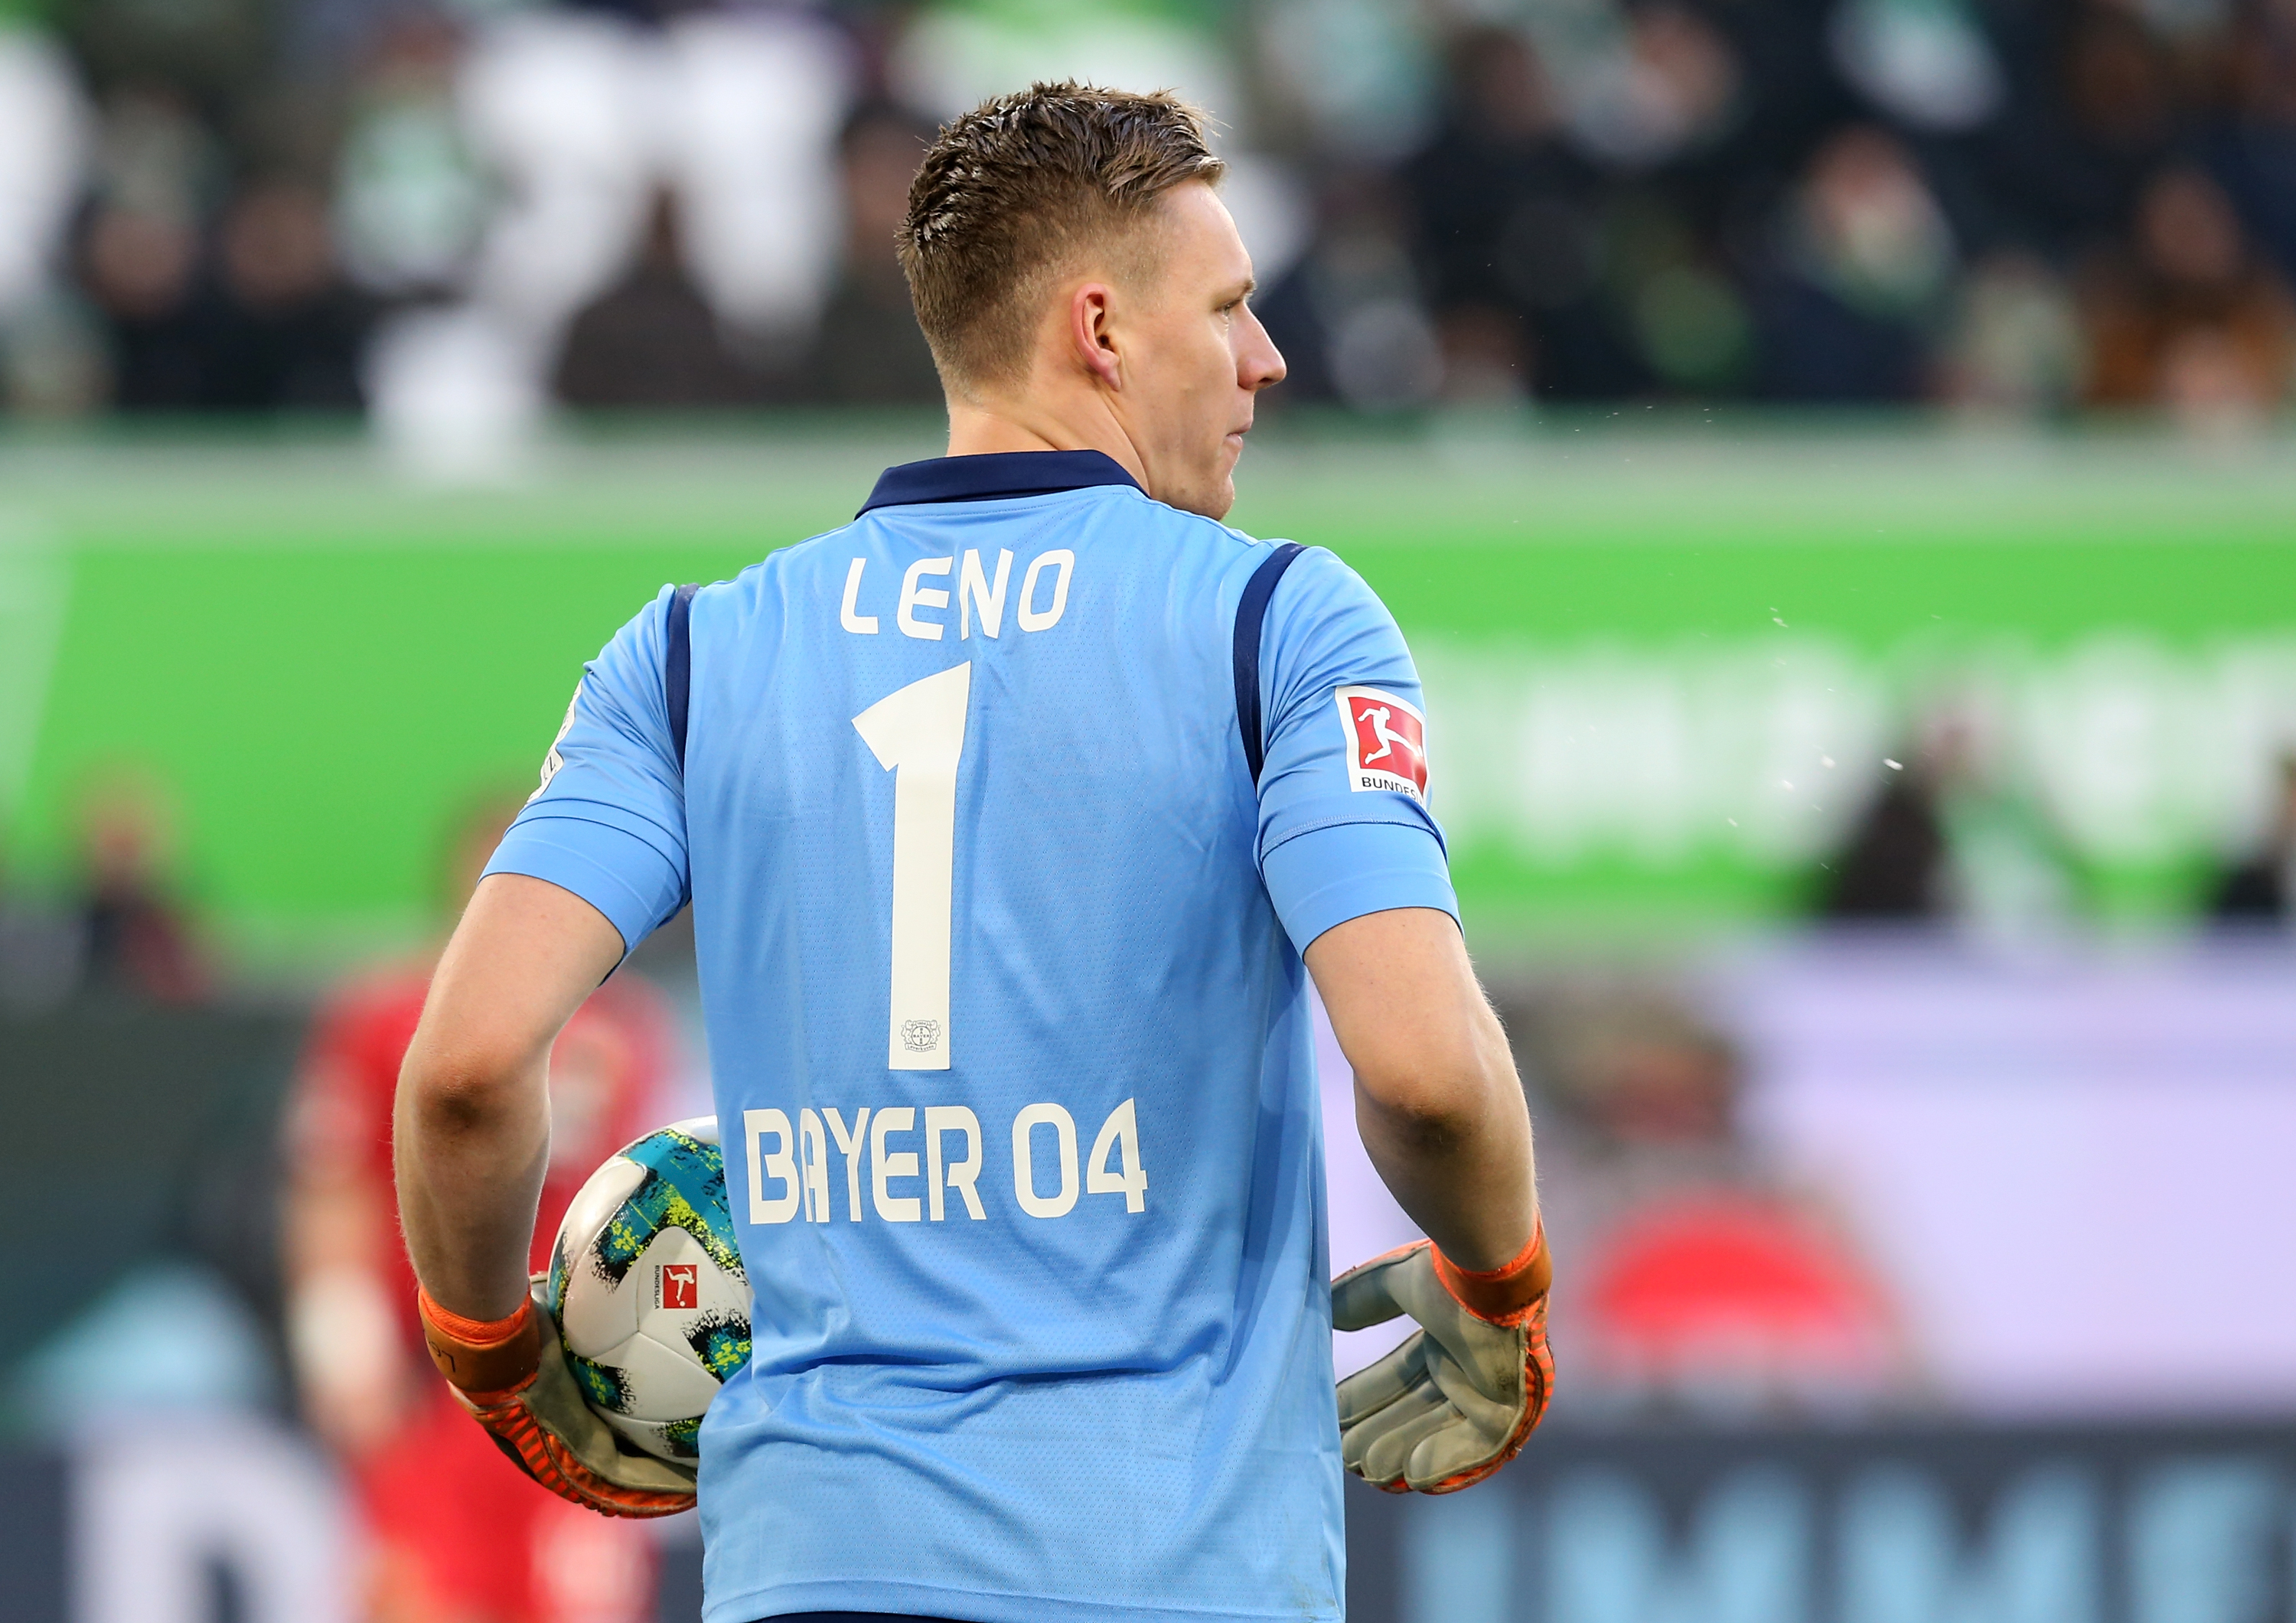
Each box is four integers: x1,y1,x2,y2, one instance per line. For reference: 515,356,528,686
1068,282,1123,390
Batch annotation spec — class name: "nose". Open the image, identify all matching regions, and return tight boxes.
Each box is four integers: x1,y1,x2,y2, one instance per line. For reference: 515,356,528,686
1236,301,1287,394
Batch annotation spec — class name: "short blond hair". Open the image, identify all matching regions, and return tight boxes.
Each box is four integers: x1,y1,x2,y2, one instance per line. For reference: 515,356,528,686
898,82,1225,390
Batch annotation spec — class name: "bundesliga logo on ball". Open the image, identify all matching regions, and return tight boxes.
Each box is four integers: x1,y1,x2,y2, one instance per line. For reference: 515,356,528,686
657,1263,700,1312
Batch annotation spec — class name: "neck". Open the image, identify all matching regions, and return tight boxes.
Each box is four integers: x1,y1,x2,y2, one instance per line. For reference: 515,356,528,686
944,388,1148,492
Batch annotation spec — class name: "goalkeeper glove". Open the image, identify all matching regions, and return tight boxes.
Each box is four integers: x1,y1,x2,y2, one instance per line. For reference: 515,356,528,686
418,1278,698,1518
1332,1226,1554,1494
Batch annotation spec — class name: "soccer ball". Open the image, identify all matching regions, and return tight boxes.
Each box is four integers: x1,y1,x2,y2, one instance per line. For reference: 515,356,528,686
546,1116,752,1462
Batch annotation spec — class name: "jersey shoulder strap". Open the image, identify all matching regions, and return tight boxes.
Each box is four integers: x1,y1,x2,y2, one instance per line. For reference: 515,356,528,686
664,582,700,771
1233,543,1305,783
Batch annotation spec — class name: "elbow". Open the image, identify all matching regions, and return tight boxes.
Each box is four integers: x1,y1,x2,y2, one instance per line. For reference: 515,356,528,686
398,1039,532,1142
1353,1058,1495,1149
1352,1024,1523,1150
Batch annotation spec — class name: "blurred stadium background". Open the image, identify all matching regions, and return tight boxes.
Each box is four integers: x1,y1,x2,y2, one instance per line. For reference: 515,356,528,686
5,0,2296,1619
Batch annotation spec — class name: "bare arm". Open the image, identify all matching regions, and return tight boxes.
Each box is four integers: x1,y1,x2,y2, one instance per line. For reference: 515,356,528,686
393,873,625,1321
1305,907,1537,1272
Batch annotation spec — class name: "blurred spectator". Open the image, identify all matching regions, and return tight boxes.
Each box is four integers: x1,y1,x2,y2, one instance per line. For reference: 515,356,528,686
1756,125,1955,402
281,794,670,1623
74,88,214,409
2081,165,2295,423
1615,191,1755,394
2058,11,2180,239
1263,166,1443,411
2209,750,2296,920
1819,757,1945,918
332,11,488,301
1831,0,2002,134
91,85,218,227
204,179,371,410
1254,0,1440,164
1509,979,1910,1416
72,767,208,1003
555,187,771,409
1401,25,1642,401
1820,701,2076,935
78,201,206,409
1938,249,2085,411
81,177,370,412
801,103,943,406
1564,4,1743,173
2215,0,2296,283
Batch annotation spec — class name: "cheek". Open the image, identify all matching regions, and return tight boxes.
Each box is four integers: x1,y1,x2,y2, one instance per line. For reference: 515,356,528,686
1212,321,1245,376
1183,325,1236,398
1130,321,1233,434
1156,314,1229,377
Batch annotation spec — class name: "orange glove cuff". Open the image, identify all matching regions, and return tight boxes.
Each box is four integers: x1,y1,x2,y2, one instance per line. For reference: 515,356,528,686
1432,1223,1551,1325
417,1288,543,1398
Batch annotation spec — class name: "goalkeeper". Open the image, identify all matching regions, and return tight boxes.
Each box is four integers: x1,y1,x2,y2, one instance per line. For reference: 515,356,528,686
395,80,1547,1623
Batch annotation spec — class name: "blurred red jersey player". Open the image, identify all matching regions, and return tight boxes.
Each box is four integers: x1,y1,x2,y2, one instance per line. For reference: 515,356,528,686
282,798,675,1623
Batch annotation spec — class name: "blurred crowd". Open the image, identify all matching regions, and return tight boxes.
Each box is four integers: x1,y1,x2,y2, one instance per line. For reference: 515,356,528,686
1821,705,2296,934
0,0,2293,435
0,766,210,1009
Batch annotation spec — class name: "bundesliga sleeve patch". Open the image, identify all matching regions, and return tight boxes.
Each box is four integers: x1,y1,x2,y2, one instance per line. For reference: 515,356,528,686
530,680,582,803
1334,686,1428,800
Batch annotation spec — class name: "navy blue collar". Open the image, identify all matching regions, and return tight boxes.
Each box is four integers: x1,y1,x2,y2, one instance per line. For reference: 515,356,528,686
857,450,1142,517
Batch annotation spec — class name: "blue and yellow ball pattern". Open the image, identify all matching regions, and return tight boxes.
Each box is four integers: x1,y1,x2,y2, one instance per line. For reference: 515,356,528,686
546,1117,752,1462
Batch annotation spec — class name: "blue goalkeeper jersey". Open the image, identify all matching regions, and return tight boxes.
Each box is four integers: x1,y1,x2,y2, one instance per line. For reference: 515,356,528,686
488,450,1456,1623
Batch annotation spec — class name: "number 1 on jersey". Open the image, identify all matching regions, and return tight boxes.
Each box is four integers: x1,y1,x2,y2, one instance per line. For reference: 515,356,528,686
853,663,972,1070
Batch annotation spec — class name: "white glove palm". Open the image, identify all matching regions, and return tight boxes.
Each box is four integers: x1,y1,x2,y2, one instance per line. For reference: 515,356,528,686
1332,1235,1553,1494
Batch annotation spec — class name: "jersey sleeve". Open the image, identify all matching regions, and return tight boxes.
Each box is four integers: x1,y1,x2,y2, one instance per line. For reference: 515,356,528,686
484,585,690,954
1252,546,1458,953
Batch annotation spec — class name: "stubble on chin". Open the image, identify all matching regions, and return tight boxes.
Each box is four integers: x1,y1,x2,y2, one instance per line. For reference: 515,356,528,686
1197,442,1244,520
1174,470,1236,521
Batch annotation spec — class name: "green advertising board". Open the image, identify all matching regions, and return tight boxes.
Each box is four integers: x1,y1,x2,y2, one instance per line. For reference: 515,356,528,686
4,420,2294,966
